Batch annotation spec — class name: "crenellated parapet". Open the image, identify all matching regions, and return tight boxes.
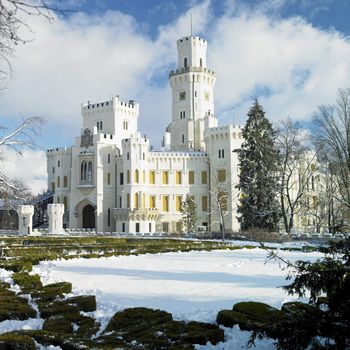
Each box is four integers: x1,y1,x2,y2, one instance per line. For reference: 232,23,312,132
47,203,65,234
17,205,34,235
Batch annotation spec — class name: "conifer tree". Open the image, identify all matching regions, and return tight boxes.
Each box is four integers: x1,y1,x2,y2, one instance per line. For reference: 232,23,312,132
180,195,197,234
237,99,280,230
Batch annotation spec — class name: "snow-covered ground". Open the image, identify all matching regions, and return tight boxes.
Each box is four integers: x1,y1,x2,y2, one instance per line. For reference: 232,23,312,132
32,248,322,349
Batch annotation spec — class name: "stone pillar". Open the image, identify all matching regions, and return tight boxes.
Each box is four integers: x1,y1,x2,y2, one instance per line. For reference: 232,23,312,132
47,204,65,235
17,205,34,236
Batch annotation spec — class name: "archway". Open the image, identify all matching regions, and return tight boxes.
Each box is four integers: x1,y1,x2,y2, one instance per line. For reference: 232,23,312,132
82,204,95,228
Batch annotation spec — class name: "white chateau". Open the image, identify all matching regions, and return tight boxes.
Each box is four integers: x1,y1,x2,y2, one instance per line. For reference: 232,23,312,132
46,35,244,234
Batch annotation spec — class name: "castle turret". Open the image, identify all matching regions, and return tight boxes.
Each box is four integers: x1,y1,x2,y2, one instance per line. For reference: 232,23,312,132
168,36,217,152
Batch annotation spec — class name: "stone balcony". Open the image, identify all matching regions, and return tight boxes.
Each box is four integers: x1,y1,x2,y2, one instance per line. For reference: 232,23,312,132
169,66,215,78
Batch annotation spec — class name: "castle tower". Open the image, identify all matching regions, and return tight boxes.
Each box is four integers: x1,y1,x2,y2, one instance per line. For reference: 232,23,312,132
168,36,217,151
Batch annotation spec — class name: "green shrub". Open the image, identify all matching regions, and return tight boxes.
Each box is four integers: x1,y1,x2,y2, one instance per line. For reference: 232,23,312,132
0,333,36,350
0,295,36,321
32,282,72,301
12,272,42,294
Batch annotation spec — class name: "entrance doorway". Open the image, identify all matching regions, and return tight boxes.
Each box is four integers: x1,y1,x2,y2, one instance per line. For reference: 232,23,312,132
82,204,95,228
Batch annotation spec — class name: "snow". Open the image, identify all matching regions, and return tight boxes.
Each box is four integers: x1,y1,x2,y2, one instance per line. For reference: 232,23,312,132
0,318,44,334
0,268,43,335
33,248,322,349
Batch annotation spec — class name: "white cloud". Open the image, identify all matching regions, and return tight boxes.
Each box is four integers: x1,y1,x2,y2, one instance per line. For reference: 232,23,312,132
0,148,47,195
208,9,350,124
1,0,350,193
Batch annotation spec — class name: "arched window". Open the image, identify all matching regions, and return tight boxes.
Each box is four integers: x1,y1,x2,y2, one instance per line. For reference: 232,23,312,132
87,162,92,181
81,161,87,181
63,176,68,188
200,58,203,67
134,170,139,184
57,176,60,188
63,196,68,210
134,193,139,209
127,193,130,208
107,172,111,185
184,57,188,68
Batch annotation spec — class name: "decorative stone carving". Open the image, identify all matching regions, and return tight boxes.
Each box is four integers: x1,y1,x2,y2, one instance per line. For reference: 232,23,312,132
80,128,93,148
47,204,65,235
17,205,34,236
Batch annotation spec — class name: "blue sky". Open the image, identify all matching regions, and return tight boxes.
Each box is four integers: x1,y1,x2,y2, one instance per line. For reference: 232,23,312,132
1,0,350,193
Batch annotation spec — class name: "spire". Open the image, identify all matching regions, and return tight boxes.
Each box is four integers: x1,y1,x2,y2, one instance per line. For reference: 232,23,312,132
190,13,193,36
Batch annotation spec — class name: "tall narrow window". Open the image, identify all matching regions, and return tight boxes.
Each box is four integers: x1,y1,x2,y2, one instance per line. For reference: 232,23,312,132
107,208,111,227
120,172,124,185
87,162,93,181
176,196,182,212
149,195,156,209
202,196,208,212
107,154,111,163
188,171,195,185
149,171,155,184
63,196,68,210
134,193,139,209
182,134,185,144
201,171,207,184
162,195,169,212
57,176,60,188
218,169,226,182
200,58,203,67
80,162,85,180
127,193,130,208
127,170,130,184
63,176,68,187
176,171,182,185
162,171,169,185
127,152,130,160
184,57,188,68
57,160,60,167
134,170,139,184
107,172,111,185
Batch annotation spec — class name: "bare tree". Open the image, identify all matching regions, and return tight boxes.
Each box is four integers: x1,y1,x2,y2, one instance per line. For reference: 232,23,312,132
207,162,239,240
275,118,318,234
0,116,44,153
313,89,350,227
0,0,69,83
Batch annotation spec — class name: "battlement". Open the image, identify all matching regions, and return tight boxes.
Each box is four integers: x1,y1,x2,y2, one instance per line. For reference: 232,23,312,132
177,36,207,45
81,95,139,114
122,132,149,145
149,151,208,161
204,124,243,140
46,147,71,154
169,66,215,78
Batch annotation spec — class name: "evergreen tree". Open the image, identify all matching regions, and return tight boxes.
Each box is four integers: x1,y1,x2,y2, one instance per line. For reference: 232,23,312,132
237,99,280,230
180,195,197,234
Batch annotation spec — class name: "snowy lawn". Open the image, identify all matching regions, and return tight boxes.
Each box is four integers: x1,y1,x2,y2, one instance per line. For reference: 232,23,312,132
33,248,323,348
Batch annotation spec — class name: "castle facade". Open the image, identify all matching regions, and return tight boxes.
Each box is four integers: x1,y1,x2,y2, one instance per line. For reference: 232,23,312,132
46,35,244,234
